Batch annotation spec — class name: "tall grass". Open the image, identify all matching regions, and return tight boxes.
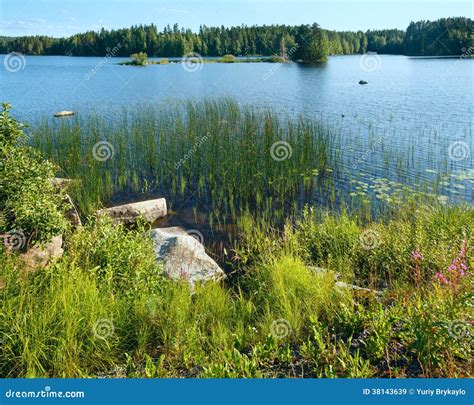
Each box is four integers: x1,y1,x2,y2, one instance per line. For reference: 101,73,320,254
29,99,473,238
1,203,471,378
30,99,337,227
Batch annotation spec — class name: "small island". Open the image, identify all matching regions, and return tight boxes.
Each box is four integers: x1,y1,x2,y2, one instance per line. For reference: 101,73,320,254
119,52,290,66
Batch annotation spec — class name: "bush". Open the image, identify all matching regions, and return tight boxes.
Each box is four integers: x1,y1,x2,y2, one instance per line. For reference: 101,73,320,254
130,52,148,66
220,54,236,63
0,103,68,246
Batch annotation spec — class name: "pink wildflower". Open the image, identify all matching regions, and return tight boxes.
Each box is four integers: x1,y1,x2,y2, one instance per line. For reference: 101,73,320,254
434,272,449,285
411,248,423,262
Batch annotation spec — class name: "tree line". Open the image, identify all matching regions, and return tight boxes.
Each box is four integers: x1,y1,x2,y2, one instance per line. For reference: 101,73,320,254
0,17,471,62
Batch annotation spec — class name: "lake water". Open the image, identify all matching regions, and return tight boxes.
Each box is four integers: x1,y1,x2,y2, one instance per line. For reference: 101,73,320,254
1,54,473,206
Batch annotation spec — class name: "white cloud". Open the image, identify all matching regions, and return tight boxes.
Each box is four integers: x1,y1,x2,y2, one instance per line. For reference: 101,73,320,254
0,19,55,32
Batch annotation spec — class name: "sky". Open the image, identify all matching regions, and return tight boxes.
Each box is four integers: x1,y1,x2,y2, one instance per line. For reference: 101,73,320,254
0,0,472,37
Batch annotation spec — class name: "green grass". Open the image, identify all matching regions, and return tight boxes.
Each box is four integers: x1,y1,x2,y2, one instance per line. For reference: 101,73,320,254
30,99,337,225
1,100,472,379
1,203,472,378
120,56,290,65
29,98,472,235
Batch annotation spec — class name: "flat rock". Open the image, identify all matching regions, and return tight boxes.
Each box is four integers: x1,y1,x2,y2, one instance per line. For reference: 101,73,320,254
335,281,383,297
54,111,75,117
150,227,225,285
97,198,167,225
20,236,63,269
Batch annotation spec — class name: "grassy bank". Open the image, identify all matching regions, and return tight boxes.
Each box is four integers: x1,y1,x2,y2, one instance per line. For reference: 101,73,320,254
1,103,472,378
1,204,472,378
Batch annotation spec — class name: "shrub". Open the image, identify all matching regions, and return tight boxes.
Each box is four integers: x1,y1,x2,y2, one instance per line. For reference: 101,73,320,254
220,54,236,63
130,52,148,66
0,103,68,246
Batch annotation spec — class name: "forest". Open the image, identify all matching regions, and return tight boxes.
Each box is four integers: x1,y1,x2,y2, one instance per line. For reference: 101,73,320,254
0,17,472,59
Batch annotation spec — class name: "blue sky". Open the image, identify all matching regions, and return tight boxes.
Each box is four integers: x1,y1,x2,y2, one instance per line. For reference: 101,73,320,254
0,0,472,37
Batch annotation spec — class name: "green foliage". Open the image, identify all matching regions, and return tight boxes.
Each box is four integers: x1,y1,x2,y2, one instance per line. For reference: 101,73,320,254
1,201,472,378
1,18,471,57
242,255,353,339
129,52,148,65
65,217,162,294
291,203,473,284
0,103,68,246
266,55,288,63
293,24,329,63
404,17,473,56
220,54,236,62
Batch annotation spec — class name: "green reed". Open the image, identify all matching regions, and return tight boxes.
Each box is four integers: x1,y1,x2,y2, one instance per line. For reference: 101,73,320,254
30,99,339,226
29,98,473,233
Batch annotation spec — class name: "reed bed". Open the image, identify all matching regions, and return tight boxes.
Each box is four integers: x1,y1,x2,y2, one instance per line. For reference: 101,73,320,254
31,99,339,226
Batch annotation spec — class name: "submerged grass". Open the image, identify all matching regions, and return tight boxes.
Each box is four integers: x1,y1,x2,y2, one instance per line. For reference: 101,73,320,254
30,99,337,225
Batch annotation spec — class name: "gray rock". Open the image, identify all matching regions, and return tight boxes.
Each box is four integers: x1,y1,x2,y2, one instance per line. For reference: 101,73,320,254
308,266,340,280
150,227,225,285
54,111,75,117
97,198,167,225
20,236,63,269
335,281,383,297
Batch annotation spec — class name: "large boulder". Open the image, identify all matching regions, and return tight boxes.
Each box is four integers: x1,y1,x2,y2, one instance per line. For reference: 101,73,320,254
150,227,225,285
97,198,167,225
20,236,64,269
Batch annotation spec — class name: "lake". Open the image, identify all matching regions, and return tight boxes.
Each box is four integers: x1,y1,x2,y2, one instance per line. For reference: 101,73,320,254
1,54,473,208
